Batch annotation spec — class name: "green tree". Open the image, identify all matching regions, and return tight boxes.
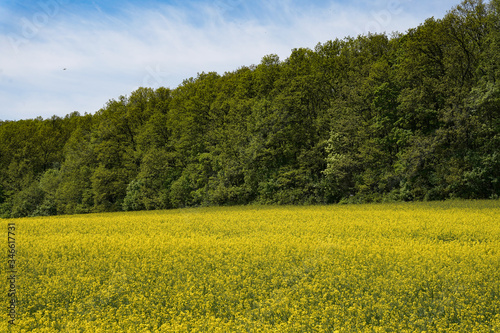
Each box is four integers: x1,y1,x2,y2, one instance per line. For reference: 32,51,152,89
56,113,95,214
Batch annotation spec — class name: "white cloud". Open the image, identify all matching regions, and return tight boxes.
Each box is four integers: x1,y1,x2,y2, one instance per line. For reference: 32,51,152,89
0,0,460,120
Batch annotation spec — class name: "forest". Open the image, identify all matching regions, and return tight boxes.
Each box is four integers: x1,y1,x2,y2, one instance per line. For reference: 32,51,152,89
0,0,499,218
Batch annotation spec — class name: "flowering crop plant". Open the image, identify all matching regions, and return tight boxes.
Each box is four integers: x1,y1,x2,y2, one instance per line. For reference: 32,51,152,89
3,201,500,332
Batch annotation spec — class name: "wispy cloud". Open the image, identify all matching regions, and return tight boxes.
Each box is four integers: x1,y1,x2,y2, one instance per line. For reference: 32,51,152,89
0,0,459,120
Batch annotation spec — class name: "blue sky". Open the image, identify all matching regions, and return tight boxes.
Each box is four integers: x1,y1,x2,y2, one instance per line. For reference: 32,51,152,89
1,0,460,120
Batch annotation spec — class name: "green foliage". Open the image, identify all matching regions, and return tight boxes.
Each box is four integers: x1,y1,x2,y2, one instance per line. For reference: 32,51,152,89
122,179,145,211
0,0,498,216
10,183,44,218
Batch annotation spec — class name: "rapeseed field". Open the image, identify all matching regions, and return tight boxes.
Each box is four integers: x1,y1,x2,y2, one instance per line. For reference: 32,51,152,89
3,201,500,332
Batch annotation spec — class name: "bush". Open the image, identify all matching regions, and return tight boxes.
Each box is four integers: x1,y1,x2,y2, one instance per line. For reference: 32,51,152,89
122,179,145,211
10,184,44,218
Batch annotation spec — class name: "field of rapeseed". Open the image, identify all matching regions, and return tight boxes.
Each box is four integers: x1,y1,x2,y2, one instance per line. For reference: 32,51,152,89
2,201,500,332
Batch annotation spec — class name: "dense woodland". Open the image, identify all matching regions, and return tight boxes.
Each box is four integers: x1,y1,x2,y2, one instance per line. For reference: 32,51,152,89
1,0,499,218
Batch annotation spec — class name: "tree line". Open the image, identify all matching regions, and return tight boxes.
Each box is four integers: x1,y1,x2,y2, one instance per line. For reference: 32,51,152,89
1,0,499,218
